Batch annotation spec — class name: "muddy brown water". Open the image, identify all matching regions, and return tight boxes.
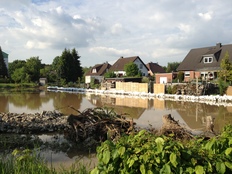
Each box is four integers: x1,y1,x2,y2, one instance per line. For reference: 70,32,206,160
1,90,232,169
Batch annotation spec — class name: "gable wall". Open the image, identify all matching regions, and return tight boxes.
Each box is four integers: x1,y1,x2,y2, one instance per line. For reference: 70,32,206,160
155,73,173,84
134,58,148,76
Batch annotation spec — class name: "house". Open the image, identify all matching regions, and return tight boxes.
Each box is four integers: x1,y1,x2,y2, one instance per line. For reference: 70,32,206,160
146,62,165,76
177,43,232,82
109,56,148,77
85,62,111,84
155,72,177,84
39,78,47,86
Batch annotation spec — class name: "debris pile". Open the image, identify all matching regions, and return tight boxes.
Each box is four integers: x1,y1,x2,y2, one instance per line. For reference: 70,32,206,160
67,107,134,143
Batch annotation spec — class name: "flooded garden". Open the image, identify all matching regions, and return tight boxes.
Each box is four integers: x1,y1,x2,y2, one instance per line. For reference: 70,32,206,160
1,89,232,170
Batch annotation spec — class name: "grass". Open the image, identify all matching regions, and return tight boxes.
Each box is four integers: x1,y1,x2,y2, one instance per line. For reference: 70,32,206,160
0,83,38,89
0,149,91,174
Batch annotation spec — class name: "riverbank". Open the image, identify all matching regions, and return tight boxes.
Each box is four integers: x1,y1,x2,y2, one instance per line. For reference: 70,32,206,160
47,86,232,107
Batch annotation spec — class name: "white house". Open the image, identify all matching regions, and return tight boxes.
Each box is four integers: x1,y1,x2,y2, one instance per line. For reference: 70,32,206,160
109,56,149,77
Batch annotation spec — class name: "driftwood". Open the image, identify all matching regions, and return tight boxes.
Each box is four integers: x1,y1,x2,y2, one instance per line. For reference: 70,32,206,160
160,114,216,139
67,107,134,143
160,114,194,139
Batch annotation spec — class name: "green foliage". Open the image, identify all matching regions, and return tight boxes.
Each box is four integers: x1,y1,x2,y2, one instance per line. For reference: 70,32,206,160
0,149,52,174
166,62,180,73
104,71,116,78
124,62,142,77
92,125,232,173
0,148,90,174
218,51,232,83
40,65,56,83
166,85,173,94
8,60,26,77
9,57,42,83
141,77,149,83
52,48,83,84
165,85,177,94
0,47,8,78
11,67,28,83
25,57,42,82
218,78,229,95
177,71,184,82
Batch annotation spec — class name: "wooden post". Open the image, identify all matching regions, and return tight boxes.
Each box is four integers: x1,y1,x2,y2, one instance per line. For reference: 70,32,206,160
206,116,214,132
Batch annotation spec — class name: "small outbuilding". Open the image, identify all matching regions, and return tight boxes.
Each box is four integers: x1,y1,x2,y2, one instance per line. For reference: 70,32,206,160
39,78,47,86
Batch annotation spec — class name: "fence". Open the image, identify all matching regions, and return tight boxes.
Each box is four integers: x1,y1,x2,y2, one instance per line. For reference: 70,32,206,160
116,82,148,93
114,82,166,94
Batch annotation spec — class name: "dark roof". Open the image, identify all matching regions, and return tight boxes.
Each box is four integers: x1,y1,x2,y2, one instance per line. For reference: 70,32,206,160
177,43,232,71
146,62,165,73
110,56,148,71
85,62,111,76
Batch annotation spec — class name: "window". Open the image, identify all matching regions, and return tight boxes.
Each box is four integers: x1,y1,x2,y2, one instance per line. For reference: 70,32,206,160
185,71,190,77
203,57,213,63
92,68,97,73
140,64,143,69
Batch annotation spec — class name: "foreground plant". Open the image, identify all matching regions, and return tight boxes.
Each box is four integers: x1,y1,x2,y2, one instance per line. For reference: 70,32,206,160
91,125,232,174
0,149,90,174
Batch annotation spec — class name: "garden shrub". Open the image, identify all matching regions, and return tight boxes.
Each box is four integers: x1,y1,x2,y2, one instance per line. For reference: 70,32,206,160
91,126,232,174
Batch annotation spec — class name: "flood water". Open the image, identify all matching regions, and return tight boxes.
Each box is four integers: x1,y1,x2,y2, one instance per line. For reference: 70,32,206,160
1,89,232,168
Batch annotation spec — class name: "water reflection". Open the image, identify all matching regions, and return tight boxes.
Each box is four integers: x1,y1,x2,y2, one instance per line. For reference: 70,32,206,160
1,90,232,131
1,90,232,168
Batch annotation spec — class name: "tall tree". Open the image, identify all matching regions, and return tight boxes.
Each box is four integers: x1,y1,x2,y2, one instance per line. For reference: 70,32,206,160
11,67,28,83
71,48,83,81
25,57,42,82
8,60,26,77
52,48,83,83
0,47,8,78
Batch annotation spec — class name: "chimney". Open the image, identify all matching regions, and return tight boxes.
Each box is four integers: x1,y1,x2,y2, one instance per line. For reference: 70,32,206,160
216,43,222,48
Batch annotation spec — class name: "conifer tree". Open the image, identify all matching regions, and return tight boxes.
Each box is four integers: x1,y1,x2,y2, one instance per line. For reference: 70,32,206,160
0,47,8,78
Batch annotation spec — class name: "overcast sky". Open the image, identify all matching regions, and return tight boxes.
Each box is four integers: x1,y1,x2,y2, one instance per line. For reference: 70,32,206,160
1,0,232,67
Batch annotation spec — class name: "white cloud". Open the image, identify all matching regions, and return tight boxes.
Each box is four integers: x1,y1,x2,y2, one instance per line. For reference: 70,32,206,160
198,12,213,21
0,0,232,67
89,47,134,57
111,23,125,35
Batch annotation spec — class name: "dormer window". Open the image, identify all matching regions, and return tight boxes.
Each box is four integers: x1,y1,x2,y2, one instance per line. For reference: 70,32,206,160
92,68,97,73
203,57,213,63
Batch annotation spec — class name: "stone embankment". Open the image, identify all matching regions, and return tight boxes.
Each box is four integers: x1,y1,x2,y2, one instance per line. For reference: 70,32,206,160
0,111,71,134
0,108,133,145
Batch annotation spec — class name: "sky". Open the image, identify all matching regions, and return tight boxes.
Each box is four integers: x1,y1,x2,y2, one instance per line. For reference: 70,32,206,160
1,0,232,67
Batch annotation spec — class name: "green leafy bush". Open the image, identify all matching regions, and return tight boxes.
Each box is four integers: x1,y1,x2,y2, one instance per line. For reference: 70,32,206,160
91,126,232,174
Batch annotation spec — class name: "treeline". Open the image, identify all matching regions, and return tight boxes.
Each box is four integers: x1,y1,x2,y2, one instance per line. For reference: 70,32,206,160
0,48,83,85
